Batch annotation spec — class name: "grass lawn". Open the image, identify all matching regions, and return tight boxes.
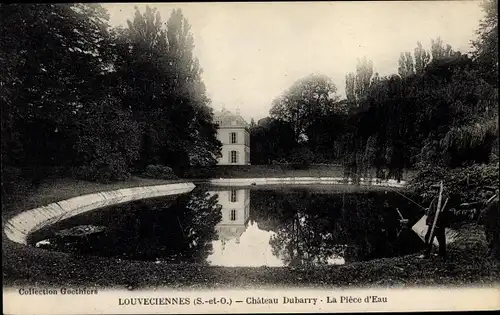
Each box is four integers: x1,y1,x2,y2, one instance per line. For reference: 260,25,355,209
2,176,499,290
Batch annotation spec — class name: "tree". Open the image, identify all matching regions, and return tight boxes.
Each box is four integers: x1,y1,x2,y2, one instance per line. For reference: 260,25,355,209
345,72,356,106
163,8,222,168
414,41,431,74
113,6,221,171
398,52,415,78
354,57,373,104
345,41,497,179
250,118,296,164
0,4,118,172
69,96,141,182
471,0,498,86
269,74,340,143
305,113,347,162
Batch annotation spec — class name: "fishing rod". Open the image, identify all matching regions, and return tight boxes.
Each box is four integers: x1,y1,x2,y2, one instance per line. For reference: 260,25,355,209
341,169,428,210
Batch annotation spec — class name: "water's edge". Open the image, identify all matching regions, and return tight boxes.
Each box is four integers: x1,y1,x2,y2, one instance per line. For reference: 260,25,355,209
209,177,406,187
4,183,196,245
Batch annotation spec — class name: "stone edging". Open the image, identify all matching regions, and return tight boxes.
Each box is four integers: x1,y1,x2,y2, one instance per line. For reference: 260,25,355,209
209,177,407,187
4,183,196,245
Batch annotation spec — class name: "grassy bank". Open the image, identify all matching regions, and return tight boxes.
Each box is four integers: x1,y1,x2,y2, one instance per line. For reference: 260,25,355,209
2,176,499,289
1,176,188,220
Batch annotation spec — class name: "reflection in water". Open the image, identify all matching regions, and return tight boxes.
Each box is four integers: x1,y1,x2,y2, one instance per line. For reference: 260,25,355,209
250,189,422,264
207,188,286,267
29,186,423,267
29,188,223,264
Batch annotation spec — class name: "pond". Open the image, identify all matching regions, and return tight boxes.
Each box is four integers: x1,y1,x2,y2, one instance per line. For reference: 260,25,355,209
28,185,426,267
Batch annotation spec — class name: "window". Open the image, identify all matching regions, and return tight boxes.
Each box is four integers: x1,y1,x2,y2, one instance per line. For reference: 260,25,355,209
230,209,237,221
230,150,238,163
230,132,237,144
230,189,237,202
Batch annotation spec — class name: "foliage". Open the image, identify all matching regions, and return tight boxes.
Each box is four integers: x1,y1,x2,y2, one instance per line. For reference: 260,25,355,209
142,164,178,180
1,4,221,187
288,146,315,169
340,35,498,183
270,74,340,142
414,41,431,74
0,4,112,168
398,52,415,78
113,6,221,172
345,57,374,107
250,118,297,164
471,0,498,86
69,94,141,183
406,162,499,205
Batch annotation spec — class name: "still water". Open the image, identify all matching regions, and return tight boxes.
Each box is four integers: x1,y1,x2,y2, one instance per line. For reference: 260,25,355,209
28,186,425,267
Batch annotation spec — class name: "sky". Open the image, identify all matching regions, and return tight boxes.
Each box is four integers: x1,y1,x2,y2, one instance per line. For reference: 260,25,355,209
102,1,485,122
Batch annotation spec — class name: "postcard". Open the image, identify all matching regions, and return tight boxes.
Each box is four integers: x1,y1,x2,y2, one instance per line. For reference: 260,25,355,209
2,1,499,314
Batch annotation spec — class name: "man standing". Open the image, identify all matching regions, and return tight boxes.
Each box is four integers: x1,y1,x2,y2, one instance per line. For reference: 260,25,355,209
479,187,499,259
419,184,450,260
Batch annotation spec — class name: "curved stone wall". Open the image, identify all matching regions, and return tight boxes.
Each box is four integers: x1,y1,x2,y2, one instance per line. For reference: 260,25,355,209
4,183,196,245
209,177,407,187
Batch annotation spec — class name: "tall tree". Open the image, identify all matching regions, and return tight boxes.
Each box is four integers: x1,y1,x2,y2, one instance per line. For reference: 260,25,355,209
114,6,221,170
471,0,498,85
354,57,373,105
398,52,415,78
398,53,408,78
270,74,340,143
414,41,431,74
345,72,356,106
164,8,221,168
0,4,122,173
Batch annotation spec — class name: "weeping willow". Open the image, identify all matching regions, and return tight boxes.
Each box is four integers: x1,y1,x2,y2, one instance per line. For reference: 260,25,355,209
440,114,499,152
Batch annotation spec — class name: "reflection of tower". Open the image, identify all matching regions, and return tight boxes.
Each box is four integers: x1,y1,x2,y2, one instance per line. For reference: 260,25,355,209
208,189,250,246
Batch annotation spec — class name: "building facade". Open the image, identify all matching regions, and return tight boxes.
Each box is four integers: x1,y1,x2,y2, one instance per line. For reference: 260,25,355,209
214,109,250,165
208,189,251,246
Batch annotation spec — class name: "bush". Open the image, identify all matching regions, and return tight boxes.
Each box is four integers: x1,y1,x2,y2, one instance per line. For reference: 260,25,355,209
289,147,315,169
72,153,133,184
406,162,499,224
142,164,178,180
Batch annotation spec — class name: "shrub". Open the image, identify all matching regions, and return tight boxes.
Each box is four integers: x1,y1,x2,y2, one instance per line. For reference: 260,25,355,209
406,162,499,223
72,153,133,184
142,164,178,180
407,162,499,203
289,147,315,169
